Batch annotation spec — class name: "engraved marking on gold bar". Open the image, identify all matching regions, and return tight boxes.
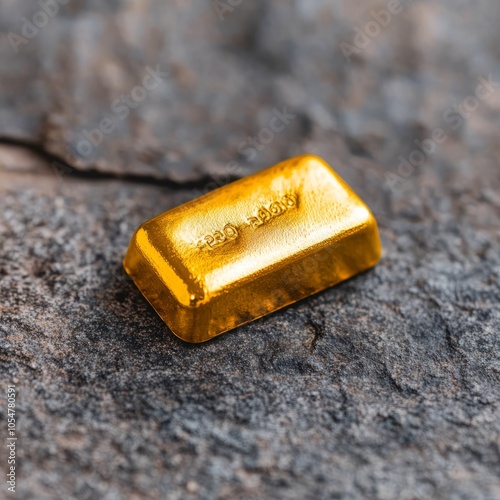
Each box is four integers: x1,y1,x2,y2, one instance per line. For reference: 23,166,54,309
247,193,297,229
197,224,240,251
195,192,298,251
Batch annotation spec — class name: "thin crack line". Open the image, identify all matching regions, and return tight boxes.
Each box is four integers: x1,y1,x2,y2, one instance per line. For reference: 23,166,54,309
0,136,243,189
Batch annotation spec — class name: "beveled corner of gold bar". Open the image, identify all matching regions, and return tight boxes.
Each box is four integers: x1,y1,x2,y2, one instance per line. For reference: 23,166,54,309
123,154,382,343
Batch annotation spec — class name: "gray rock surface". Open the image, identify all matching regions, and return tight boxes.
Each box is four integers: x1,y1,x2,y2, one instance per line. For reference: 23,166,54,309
0,1,499,499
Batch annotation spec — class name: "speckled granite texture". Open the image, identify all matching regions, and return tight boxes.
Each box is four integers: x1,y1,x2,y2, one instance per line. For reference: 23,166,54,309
0,1,499,499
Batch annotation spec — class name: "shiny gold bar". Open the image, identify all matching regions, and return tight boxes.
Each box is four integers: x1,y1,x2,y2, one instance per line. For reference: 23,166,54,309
123,155,381,343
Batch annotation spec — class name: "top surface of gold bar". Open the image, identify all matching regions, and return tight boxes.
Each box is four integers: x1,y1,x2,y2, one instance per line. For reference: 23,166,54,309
124,155,381,342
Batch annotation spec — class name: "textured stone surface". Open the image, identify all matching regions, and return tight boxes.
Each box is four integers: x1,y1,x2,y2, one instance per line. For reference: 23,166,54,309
0,1,500,499
1,0,500,181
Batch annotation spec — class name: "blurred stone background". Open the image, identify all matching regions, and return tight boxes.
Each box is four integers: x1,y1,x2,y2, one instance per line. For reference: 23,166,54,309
0,1,499,499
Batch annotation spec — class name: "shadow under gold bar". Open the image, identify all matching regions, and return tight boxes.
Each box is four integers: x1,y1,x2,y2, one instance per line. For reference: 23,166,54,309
123,155,382,343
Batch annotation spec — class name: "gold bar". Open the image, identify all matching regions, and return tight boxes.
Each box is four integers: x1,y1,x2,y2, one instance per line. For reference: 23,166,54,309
123,155,381,343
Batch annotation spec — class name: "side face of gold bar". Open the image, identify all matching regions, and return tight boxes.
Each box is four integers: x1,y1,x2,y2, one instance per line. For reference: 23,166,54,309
123,155,381,342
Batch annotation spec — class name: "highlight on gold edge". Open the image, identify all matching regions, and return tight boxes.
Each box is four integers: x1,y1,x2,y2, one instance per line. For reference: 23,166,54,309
123,155,382,343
